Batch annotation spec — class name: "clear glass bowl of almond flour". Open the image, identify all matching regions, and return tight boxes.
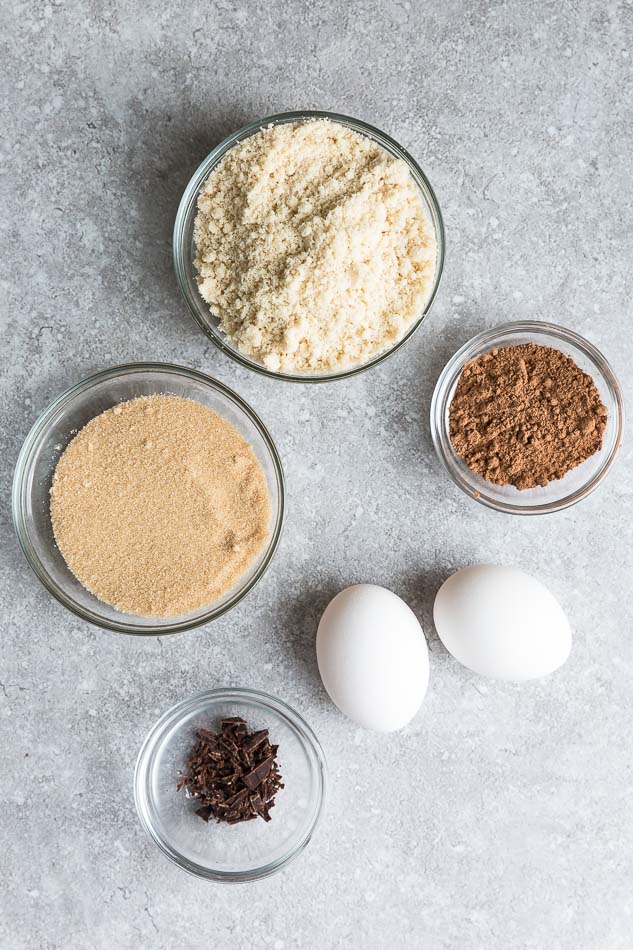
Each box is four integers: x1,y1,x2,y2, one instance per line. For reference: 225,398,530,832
430,322,624,515
134,688,327,882
173,110,445,382
12,363,285,634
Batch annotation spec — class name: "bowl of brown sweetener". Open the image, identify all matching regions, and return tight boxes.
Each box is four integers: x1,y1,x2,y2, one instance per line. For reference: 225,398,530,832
12,362,284,634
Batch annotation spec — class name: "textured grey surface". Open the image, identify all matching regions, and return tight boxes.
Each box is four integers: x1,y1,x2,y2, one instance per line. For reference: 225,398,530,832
1,1,632,948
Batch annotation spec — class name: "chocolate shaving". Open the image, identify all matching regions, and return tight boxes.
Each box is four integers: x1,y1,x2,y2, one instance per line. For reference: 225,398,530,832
243,755,274,790
243,730,269,755
177,716,284,825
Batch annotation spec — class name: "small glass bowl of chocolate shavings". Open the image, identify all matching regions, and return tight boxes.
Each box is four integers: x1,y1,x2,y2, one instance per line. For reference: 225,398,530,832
134,688,327,882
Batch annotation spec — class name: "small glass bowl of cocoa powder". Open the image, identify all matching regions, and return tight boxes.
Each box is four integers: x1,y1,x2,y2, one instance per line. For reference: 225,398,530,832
12,363,285,634
430,322,623,515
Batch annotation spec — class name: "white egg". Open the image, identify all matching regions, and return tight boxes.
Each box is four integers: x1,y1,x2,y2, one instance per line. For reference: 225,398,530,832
316,584,429,732
433,564,571,682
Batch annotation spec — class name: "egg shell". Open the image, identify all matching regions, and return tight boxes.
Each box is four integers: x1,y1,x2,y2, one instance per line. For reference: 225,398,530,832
316,584,429,732
433,564,572,682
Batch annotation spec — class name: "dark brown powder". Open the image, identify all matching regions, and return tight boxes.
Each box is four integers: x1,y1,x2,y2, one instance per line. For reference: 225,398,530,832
449,343,607,490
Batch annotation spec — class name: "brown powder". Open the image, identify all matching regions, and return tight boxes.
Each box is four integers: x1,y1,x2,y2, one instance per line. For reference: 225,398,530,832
50,395,271,617
449,343,607,490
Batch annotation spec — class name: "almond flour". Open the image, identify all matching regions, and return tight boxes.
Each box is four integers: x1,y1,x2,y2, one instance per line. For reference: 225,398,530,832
194,119,437,374
50,395,271,618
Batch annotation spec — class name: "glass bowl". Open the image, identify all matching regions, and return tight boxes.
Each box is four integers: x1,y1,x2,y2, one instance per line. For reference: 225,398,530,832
12,362,285,634
430,321,624,515
173,109,445,382
134,688,327,882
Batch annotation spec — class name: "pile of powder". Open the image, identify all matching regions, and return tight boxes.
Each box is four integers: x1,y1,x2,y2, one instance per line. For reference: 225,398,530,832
449,343,607,489
50,395,271,618
193,119,437,374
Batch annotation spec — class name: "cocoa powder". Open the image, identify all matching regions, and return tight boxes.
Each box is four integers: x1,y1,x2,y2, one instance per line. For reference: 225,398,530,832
449,343,607,490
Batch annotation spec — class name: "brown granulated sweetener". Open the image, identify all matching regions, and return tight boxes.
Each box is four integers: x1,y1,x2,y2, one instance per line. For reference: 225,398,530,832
50,395,271,617
449,343,607,490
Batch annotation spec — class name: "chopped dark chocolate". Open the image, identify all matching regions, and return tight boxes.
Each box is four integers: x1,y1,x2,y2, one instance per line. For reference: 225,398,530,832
243,755,274,790
177,716,284,825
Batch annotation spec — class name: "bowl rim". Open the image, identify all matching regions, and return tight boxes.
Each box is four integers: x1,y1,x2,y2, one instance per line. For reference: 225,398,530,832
430,320,625,515
12,361,285,635
173,108,446,383
134,687,328,883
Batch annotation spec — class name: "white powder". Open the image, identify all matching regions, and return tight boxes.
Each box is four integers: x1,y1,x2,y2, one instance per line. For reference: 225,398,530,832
193,119,437,374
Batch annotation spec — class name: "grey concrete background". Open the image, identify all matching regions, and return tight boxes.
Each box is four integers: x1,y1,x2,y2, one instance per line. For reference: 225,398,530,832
1,1,632,947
